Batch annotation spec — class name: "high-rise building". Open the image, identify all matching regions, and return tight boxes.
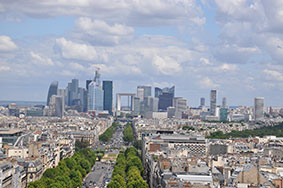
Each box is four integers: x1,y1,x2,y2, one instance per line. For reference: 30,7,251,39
137,87,144,102
210,90,217,116
222,97,227,108
137,86,152,101
103,81,113,115
254,97,264,121
47,81,58,105
173,97,187,112
55,95,64,117
133,97,141,116
88,70,104,111
86,80,92,90
49,95,64,117
155,86,175,111
200,97,205,107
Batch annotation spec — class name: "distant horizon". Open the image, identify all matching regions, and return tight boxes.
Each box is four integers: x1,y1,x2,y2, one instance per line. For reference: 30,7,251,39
0,99,281,108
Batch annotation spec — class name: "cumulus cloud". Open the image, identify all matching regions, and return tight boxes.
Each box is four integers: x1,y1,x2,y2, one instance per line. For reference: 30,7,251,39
264,69,283,81
55,38,97,61
152,55,182,75
0,36,17,52
30,51,54,66
0,0,205,28
199,77,219,89
69,62,85,71
75,17,134,45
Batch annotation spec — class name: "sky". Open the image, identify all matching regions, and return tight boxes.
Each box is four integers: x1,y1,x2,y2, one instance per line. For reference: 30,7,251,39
0,0,283,107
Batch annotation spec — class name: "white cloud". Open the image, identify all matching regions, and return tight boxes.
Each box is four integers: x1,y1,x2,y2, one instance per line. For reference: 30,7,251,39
69,62,85,71
0,0,204,28
264,69,283,81
0,65,10,72
30,51,54,66
75,17,134,45
55,38,97,61
218,63,238,71
200,57,212,65
152,55,181,75
199,77,219,89
0,36,17,52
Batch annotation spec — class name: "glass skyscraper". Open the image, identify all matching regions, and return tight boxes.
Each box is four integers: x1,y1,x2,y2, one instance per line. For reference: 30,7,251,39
88,82,104,111
47,81,58,105
103,81,113,115
155,86,175,111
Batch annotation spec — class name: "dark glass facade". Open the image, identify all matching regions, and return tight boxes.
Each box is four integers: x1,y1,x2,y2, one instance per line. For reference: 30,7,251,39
47,81,58,105
103,81,113,115
86,80,92,90
155,86,175,111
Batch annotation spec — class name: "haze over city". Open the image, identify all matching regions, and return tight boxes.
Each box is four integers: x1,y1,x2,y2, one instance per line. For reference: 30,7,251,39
1,1,283,106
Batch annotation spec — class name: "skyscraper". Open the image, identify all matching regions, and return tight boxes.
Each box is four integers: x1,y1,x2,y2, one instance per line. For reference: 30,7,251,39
222,97,227,108
55,95,64,117
137,86,152,101
254,97,264,121
155,86,175,111
47,81,58,105
86,80,92,90
103,81,113,115
137,87,144,101
88,69,104,111
200,97,205,107
210,90,217,116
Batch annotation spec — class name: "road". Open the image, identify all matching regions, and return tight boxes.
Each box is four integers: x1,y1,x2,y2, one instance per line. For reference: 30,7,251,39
82,161,113,188
82,123,126,188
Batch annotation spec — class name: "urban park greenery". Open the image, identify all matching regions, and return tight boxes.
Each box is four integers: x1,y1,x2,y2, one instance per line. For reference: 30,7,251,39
207,122,283,139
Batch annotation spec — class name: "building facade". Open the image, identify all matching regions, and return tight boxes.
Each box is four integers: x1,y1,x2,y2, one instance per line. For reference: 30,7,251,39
103,81,113,115
210,90,217,116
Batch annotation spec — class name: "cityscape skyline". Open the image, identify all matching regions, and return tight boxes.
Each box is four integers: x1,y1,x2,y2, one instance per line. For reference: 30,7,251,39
1,1,283,107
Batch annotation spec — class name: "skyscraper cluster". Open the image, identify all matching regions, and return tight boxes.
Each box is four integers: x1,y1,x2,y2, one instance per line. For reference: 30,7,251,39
46,69,113,117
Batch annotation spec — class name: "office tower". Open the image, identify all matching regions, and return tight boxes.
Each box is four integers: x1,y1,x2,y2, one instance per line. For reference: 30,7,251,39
137,86,152,101
200,97,205,107
220,108,228,121
155,86,175,111
144,96,159,112
173,97,187,112
70,79,79,105
210,90,217,116
103,81,113,115
86,80,92,90
88,69,104,111
137,87,144,101
254,97,264,121
55,95,64,117
222,97,227,108
47,81,58,105
133,97,141,115
49,95,64,117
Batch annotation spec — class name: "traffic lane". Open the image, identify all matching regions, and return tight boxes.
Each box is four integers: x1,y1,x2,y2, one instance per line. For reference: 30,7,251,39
83,162,111,188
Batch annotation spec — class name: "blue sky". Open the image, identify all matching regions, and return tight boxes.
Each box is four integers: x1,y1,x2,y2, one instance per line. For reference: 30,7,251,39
0,0,283,107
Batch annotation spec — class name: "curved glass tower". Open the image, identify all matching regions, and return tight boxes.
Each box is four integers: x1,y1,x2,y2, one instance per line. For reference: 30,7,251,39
47,81,58,105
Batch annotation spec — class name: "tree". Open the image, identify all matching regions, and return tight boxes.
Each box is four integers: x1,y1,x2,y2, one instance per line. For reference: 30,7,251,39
69,170,82,188
108,174,126,188
126,156,143,173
